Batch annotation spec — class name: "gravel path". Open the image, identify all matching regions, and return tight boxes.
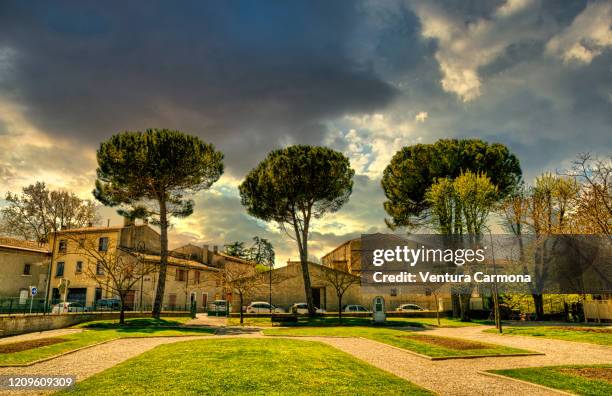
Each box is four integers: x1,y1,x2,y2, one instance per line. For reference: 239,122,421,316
0,329,83,345
291,325,612,396
185,313,226,327
0,335,217,396
1,324,610,395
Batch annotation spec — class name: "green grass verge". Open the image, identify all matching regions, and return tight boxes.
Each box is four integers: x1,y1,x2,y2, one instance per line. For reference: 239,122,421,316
0,317,214,366
75,317,193,328
264,326,534,358
491,365,612,396
484,326,612,346
228,316,487,328
59,338,433,395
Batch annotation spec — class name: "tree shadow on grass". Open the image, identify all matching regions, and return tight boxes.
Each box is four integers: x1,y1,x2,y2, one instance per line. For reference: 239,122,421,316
288,317,428,328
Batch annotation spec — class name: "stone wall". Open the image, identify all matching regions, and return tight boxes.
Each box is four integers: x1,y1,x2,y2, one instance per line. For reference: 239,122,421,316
0,311,190,338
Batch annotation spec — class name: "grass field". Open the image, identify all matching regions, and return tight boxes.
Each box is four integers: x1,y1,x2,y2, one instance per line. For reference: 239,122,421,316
0,317,214,366
484,326,612,346
227,316,488,328
490,364,612,396
264,326,534,358
60,338,433,395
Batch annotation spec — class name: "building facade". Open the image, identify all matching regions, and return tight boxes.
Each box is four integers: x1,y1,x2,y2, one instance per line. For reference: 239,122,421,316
0,237,50,301
45,221,249,311
250,261,361,312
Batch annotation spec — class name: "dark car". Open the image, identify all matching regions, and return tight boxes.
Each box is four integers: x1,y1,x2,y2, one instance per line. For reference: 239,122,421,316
95,298,122,311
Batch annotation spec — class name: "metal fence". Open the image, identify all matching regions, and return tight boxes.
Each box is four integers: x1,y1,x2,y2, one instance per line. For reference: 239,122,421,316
0,297,50,315
0,298,192,315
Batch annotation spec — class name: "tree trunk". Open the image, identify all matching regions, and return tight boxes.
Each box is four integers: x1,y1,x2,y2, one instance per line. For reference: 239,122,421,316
152,197,169,319
295,219,315,317
532,293,544,321
451,292,461,318
338,295,342,325
119,295,126,325
433,293,440,326
460,294,471,322
239,293,244,324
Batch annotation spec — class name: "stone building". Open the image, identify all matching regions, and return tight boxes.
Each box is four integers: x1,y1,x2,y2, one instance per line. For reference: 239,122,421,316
250,261,361,312
46,220,252,311
0,237,50,301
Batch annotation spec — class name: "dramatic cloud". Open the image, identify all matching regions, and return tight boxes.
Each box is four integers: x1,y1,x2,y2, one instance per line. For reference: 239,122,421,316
546,1,612,64
411,0,554,102
0,0,610,264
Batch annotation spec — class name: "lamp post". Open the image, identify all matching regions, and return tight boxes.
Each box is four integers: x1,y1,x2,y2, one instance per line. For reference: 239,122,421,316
137,241,146,312
268,261,273,313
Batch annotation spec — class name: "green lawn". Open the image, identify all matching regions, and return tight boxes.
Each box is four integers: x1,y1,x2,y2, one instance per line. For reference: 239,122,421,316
264,326,535,358
228,316,487,328
0,317,214,366
75,317,193,329
491,365,612,396
484,326,612,346
60,338,433,395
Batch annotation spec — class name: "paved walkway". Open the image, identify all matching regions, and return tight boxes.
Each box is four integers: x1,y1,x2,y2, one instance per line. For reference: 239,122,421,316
1,324,610,395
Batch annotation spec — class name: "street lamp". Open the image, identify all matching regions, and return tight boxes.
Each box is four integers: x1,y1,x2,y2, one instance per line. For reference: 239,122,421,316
137,241,146,312
269,261,274,313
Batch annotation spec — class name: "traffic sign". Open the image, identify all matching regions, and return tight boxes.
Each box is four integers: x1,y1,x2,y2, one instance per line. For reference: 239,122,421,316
29,286,38,296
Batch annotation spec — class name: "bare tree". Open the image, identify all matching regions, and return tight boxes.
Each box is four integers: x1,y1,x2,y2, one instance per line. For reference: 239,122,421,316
216,264,266,324
562,153,611,236
63,233,156,324
1,182,99,243
316,264,359,324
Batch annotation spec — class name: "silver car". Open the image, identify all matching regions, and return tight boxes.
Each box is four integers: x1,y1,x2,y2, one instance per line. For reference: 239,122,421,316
290,303,326,314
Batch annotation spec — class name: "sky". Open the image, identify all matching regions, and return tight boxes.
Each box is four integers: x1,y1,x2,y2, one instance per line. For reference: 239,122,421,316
0,0,611,265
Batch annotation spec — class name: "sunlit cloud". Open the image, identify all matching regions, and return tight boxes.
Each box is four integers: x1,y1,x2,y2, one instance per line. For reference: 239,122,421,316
546,1,612,65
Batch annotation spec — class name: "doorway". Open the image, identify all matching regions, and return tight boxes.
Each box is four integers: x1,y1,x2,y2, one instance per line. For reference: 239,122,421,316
311,288,326,309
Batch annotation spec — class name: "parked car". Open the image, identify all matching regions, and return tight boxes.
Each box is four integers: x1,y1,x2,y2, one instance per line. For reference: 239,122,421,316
95,298,122,311
246,301,285,313
289,303,326,314
210,300,229,312
51,302,88,314
396,304,426,312
342,304,370,313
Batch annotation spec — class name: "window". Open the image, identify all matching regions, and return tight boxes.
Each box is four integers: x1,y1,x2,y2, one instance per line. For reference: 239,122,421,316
98,237,109,252
55,262,64,277
78,238,85,248
177,269,186,282
58,240,67,253
96,261,105,276
23,263,31,275
75,261,83,274
95,288,102,302
194,271,200,284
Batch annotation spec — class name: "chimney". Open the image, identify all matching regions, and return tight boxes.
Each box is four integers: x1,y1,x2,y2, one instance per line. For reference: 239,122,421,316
202,244,209,264
213,245,218,254
123,217,134,227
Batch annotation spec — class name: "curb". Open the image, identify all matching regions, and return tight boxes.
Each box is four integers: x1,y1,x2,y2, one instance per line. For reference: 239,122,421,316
477,371,575,395
357,337,544,361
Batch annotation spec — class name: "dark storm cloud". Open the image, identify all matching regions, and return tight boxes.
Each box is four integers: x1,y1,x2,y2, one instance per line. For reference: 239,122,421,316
0,0,398,176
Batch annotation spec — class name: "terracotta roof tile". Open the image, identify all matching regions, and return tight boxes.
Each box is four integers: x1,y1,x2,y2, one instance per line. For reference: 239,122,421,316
0,236,50,253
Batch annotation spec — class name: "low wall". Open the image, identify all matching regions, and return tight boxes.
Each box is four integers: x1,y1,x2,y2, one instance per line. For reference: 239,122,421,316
229,311,452,318
0,311,190,338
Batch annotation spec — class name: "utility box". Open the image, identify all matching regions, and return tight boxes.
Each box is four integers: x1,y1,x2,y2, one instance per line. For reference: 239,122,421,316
372,296,386,323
